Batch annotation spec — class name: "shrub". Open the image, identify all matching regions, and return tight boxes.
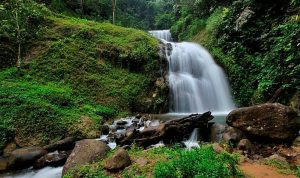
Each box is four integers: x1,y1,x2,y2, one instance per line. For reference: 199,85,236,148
153,146,241,178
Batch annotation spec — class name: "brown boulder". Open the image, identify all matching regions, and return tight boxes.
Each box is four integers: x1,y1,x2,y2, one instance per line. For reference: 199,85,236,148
222,126,244,145
9,147,47,170
104,148,131,171
43,137,75,152
210,123,226,142
3,142,17,156
227,103,299,141
62,139,110,175
237,139,254,152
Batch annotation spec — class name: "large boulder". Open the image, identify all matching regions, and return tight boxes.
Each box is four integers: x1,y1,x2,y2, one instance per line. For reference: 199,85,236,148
43,137,75,152
227,103,299,141
104,148,131,171
9,147,47,170
62,139,110,175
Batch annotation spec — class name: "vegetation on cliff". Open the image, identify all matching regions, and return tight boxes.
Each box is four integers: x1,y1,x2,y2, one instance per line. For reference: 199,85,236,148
169,0,300,106
0,0,165,149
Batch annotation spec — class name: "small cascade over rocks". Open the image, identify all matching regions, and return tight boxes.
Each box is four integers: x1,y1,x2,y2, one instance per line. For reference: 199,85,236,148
149,30,235,114
183,128,200,149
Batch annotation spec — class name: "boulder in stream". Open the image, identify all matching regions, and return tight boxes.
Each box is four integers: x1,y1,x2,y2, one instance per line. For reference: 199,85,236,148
43,137,75,152
62,139,110,175
9,147,47,170
34,150,70,169
227,103,299,141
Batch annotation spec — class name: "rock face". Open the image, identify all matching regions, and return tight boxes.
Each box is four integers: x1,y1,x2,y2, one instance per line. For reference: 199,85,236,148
104,148,131,171
62,139,110,175
227,103,299,141
9,147,47,170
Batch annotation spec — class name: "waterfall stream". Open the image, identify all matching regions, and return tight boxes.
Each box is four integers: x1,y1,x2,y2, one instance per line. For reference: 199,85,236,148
149,30,235,114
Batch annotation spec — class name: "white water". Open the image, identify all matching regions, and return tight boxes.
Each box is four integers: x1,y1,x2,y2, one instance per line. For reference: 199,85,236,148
183,128,200,149
149,30,235,113
3,167,63,178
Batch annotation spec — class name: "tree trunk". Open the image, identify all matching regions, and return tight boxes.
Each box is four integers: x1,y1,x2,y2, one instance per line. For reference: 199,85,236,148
15,11,21,70
118,112,214,147
112,0,116,24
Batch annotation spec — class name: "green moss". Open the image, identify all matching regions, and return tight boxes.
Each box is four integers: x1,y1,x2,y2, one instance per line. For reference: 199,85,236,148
0,14,162,147
25,16,159,111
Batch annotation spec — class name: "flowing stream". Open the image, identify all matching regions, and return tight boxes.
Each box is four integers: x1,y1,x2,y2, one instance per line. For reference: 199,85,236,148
149,30,235,114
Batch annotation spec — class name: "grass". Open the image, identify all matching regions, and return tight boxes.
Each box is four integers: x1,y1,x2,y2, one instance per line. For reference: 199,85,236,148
0,14,163,148
64,145,242,178
25,15,160,111
0,68,116,148
263,159,299,176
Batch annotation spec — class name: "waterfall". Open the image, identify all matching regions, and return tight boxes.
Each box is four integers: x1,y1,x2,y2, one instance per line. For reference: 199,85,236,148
149,30,235,113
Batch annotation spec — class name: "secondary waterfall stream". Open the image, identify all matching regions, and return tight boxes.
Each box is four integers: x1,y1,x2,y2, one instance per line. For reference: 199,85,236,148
149,30,235,114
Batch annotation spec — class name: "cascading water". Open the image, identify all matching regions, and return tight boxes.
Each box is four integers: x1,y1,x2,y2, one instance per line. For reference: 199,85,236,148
183,128,200,149
149,30,235,114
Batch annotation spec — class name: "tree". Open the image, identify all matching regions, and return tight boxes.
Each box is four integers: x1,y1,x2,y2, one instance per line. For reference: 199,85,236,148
0,0,44,69
112,0,116,24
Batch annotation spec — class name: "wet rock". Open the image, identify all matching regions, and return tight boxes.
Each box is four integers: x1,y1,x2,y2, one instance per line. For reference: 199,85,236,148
43,137,75,152
135,114,142,119
237,139,254,152
34,151,70,169
63,139,110,175
9,147,47,170
116,125,126,131
104,148,131,171
3,142,17,156
102,125,110,135
110,125,117,132
116,120,128,126
222,126,244,146
132,118,140,124
227,103,299,141
136,157,148,166
210,123,226,142
119,112,213,147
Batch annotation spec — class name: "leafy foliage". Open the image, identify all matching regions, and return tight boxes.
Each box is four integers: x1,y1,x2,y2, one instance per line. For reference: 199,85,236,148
0,0,48,68
169,0,300,106
153,146,241,178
